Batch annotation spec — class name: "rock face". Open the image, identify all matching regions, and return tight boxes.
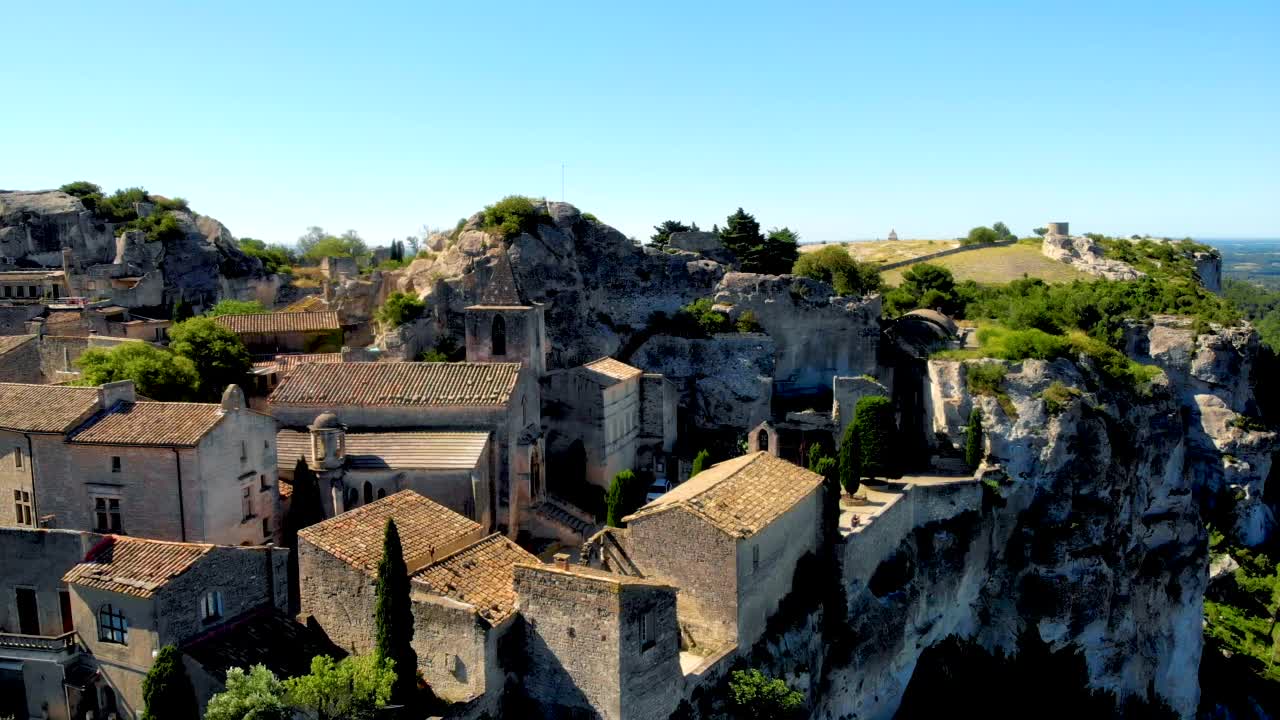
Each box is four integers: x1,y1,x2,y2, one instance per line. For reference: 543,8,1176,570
1194,251,1223,294
0,188,274,309
1041,229,1143,280
630,333,775,430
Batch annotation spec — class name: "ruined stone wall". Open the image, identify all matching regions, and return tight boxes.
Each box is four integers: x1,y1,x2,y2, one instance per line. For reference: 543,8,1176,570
35,335,140,384
0,527,95,635
0,305,42,335
639,373,677,453
298,539,378,656
734,487,822,650
408,588,494,703
625,507,738,651
630,334,775,431
157,546,288,647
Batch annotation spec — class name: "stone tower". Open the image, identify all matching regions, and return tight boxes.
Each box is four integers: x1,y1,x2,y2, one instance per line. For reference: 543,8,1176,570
308,412,348,515
464,251,547,376
888,228,899,241
1047,221,1069,238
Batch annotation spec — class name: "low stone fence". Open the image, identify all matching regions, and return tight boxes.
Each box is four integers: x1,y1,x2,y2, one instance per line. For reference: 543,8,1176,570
876,239,1017,271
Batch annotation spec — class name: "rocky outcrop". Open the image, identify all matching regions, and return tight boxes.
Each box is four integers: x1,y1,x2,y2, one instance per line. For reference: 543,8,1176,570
0,190,114,266
1041,230,1143,280
630,333,775,430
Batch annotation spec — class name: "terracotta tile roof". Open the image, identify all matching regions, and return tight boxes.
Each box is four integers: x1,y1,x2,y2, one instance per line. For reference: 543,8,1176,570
63,535,214,597
252,353,345,373
69,402,226,447
182,607,345,681
299,491,483,575
276,430,490,474
0,334,35,355
412,534,538,624
582,357,643,384
625,452,824,538
215,311,340,334
269,362,521,408
0,383,101,433
282,295,330,313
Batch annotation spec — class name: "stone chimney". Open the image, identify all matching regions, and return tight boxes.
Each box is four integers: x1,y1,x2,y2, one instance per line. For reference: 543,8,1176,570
99,380,136,410
220,384,246,411
553,552,570,571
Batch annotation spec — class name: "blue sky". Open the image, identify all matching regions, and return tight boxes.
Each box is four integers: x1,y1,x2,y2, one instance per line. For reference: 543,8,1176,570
3,1,1277,246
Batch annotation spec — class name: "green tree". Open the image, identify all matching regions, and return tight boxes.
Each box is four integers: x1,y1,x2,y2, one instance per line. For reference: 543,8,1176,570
884,262,959,315
375,519,418,708
1033,227,1049,237
964,407,984,470
991,221,1017,242
964,226,1001,245
727,668,805,720
237,238,296,275
853,395,896,480
299,227,369,263
605,470,643,527
141,645,198,720
690,449,711,477
749,227,801,275
376,292,426,328
283,458,325,613
284,655,394,720
792,245,883,296
204,665,291,720
168,317,252,401
206,299,268,317
75,343,199,402
838,420,860,495
172,298,194,322
650,220,697,249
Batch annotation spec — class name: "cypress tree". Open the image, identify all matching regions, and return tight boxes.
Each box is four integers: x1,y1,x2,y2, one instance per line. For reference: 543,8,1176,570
283,458,326,614
854,395,897,480
691,449,711,477
141,645,198,720
838,420,860,495
964,407,984,470
376,518,418,709
605,470,638,527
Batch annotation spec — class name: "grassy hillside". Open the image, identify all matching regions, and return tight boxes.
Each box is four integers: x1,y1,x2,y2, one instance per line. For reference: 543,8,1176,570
803,239,959,264
881,241,1092,286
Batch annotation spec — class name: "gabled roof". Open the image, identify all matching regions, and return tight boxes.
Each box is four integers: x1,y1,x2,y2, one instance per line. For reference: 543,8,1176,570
0,383,101,433
581,357,643,385
411,533,538,625
63,536,214,597
214,311,341,334
298,491,484,575
269,362,521,408
182,607,345,681
0,334,35,356
69,402,227,447
624,452,824,538
281,295,330,313
252,353,345,374
276,430,490,474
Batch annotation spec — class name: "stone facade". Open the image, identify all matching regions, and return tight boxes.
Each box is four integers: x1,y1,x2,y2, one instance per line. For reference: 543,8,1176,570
543,364,642,489
514,562,681,720
465,304,548,377
832,374,891,438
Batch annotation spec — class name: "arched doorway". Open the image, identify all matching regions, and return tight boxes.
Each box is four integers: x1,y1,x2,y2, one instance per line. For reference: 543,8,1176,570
491,315,507,356
363,481,374,505
530,446,543,500
757,429,770,453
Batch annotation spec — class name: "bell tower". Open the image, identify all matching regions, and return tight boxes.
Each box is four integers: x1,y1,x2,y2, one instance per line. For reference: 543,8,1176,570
463,251,547,376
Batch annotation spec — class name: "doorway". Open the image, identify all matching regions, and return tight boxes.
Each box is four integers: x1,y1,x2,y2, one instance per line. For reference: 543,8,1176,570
16,588,38,635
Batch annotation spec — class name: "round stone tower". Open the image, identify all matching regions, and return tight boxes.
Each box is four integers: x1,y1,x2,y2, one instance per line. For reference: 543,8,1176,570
1047,221,1070,237
308,412,346,473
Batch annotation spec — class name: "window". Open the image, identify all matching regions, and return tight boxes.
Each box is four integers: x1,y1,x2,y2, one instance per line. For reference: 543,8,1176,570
259,474,270,491
240,441,247,461
640,610,656,650
377,488,386,499
752,545,760,573
201,591,224,622
15,285,24,298
241,485,254,521
60,590,73,634
13,447,22,469
363,481,373,505
262,517,271,539
94,497,122,533
491,315,506,356
110,456,121,473
13,490,33,526
98,604,128,644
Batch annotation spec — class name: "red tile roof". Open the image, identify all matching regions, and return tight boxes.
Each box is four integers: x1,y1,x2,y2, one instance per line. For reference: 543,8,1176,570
412,533,538,625
215,311,340,334
0,383,101,433
68,401,228,447
63,535,214,597
299,491,484,575
269,362,521,408
582,357,643,384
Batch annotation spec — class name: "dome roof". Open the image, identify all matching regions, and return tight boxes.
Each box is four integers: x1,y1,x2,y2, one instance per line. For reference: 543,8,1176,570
311,412,342,429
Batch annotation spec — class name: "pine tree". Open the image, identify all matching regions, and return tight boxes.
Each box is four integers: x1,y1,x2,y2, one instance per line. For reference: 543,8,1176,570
691,449,711,477
718,208,763,262
964,407,984,470
838,420,860,495
141,645,198,720
854,395,897,480
375,518,418,710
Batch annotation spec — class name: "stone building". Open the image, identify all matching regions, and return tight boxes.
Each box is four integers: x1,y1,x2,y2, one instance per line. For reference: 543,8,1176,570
614,452,825,651
277,420,495,526
268,361,543,535
61,534,289,719
214,310,344,355
544,357,643,489
298,491,537,707
0,381,281,546
514,557,681,720
463,250,548,377
0,269,67,304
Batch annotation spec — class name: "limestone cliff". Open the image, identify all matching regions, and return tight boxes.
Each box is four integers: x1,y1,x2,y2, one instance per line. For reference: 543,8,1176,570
0,188,276,308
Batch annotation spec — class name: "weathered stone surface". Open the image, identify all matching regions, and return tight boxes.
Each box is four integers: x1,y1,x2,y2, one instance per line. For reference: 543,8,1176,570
1041,231,1143,280
630,334,775,430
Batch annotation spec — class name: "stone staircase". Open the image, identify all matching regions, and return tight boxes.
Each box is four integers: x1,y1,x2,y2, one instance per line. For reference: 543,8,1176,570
531,494,601,545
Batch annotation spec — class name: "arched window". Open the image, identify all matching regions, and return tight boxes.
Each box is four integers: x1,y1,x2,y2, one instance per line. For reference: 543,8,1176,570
491,315,507,356
757,429,769,452
363,481,374,505
98,604,128,644
201,591,224,621
377,488,386,499
530,447,543,499
345,488,357,511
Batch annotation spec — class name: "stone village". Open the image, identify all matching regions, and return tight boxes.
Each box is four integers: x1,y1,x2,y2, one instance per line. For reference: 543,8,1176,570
0,205,1228,719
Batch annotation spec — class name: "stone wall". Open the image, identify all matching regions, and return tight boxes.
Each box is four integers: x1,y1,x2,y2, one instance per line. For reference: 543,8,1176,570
0,527,96,636
408,588,501,703
464,305,547,376
0,304,42,335
157,545,289,646
639,373,677,453
0,336,41,383
734,486,823,650
625,506,738,651
298,538,379,656
832,375,891,438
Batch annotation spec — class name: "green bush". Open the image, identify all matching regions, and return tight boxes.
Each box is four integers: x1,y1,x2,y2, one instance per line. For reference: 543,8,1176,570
605,470,645,527
727,668,805,720
964,408,983,469
238,238,296,275
480,195,550,239
376,292,426,328
884,263,960,316
963,226,1000,246
691,449,711,477
736,310,762,333
792,245,883,297
167,318,252,401
141,645,198,720
76,343,200,401
97,187,150,223
1041,381,1082,415
152,196,189,211
206,299,268,317
853,395,896,480
670,298,731,336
